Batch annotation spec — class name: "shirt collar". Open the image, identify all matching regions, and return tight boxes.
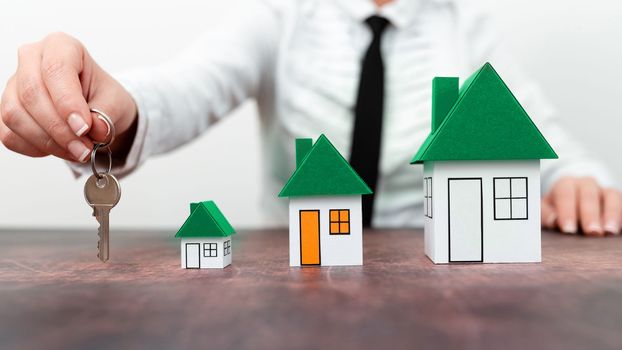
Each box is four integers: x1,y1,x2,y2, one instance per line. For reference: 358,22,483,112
335,0,423,28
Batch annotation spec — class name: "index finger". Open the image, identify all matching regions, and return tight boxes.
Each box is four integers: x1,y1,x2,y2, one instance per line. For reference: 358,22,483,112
40,34,92,138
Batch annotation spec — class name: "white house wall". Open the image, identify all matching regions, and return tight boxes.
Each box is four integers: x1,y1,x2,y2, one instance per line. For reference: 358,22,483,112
180,237,232,269
428,160,541,263
289,196,363,266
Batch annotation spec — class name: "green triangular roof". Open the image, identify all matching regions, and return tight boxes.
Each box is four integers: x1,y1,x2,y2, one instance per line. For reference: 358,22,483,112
174,201,236,238
411,62,558,164
279,134,372,197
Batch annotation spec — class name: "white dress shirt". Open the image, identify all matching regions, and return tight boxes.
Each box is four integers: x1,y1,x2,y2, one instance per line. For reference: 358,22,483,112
90,0,614,227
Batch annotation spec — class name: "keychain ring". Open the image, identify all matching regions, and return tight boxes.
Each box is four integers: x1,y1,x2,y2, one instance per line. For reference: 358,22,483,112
91,143,112,179
90,108,116,148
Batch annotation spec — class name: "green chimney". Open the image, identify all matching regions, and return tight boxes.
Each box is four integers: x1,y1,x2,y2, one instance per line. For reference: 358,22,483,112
432,77,459,132
296,138,313,168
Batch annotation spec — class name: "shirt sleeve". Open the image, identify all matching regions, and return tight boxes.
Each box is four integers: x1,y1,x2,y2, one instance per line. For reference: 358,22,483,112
68,0,281,178
455,1,617,192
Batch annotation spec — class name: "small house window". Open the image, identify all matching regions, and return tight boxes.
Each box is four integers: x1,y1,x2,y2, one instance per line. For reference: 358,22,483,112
203,243,217,257
223,240,231,256
424,177,433,218
494,177,528,220
329,209,350,235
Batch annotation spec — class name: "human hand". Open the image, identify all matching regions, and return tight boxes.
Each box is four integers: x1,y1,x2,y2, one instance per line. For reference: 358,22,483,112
0,32,137,163
541,176,622,236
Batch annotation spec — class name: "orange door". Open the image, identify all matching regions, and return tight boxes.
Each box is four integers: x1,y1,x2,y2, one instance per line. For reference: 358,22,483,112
300,210,320,265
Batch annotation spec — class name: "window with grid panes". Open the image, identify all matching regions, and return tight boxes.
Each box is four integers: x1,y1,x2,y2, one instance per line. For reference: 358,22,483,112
424,177,432,218
329,209,350,234
203,243,217,257
493,177,528,220
223,240,231,256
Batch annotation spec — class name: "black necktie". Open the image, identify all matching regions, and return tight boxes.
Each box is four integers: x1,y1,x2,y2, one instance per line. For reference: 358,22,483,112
350,16,390,227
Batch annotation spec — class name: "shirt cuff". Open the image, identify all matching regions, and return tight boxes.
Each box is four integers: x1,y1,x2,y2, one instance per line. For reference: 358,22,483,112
541,158,619,193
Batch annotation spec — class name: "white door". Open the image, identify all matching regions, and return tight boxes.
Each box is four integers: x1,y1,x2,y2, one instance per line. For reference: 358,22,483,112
185,243,200,268
448,178,483,262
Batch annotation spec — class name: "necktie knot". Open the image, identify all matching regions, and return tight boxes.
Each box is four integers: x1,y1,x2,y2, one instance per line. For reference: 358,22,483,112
365,15,390,37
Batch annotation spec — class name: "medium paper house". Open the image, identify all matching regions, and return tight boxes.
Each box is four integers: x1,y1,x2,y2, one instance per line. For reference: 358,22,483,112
174,201,235,269
411,62,557,264
279,134,372,267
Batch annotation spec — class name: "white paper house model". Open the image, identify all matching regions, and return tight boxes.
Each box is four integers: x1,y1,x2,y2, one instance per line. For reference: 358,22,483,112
174,201,235,269
411,63,558,264
279,135,372,267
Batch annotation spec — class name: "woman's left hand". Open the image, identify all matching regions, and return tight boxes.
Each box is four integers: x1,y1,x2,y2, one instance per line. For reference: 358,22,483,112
541,176,622,236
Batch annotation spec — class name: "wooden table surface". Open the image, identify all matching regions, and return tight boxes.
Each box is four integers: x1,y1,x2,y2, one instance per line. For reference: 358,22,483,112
0,228,621,350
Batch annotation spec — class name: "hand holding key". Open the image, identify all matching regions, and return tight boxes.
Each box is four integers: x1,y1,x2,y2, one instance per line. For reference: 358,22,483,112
84,109,121,262
0,32,137,163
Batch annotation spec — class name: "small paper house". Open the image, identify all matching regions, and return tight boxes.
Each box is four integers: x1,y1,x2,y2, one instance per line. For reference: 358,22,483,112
411,62,557,264
174,201,235,269
279,135,372,267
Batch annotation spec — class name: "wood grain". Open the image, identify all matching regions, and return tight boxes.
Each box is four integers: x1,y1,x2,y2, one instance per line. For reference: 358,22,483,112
0,228,621,350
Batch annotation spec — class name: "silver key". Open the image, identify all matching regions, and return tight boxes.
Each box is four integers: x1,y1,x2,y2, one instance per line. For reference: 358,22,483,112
84,173,121,262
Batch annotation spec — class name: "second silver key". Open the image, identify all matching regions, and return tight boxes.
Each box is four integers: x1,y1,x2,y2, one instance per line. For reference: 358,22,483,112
84,173,121,262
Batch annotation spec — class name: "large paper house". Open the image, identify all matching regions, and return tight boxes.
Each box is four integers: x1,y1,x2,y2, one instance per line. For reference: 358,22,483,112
174,201,235,269
279,135,372,267
411,62,557,264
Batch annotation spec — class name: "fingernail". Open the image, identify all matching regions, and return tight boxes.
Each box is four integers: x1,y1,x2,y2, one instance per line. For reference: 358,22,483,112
561,222,577,234
97,115,110,137
585,223,603,235
604,221,620,235
68,113,88,137
68,140,90,163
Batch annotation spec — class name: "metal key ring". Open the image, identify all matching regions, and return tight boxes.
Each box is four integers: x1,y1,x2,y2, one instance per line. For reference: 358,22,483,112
91,143,112,180
89,108,115,179
90,108,116,148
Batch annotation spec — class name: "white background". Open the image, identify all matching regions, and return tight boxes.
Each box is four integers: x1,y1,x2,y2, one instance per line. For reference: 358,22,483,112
0,0,620,230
